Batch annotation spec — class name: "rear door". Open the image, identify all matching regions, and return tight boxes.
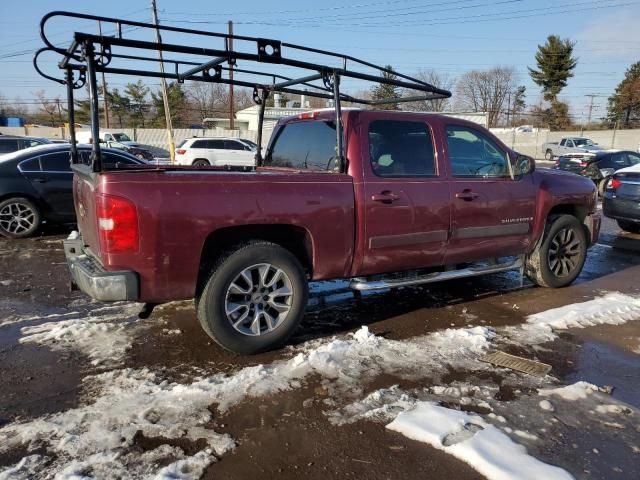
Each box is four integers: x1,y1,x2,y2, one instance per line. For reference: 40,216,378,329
224,140,256,166
358,115,450,275
207,139,226,165
444,124,536,264
25,151,75,219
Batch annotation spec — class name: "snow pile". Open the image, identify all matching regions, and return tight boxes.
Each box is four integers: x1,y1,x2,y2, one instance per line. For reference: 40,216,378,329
386,402,574,480
539,381,600,401
508,293,640,343
19,303,141,366
327,385,416,425
0,325,495,477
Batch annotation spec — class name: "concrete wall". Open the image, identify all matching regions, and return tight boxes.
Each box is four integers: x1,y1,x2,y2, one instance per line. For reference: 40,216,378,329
491,129,640,159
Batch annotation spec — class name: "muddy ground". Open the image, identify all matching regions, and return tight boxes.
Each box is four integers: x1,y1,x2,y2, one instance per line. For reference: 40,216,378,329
0,216,639,479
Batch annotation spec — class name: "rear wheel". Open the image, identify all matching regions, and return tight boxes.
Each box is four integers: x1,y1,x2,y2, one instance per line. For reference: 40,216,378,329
617,220,640,234
0,197,41,238
597,178,608,197
526,215,587,288
197,241,308,354
192,159,210,166
545,149,553,161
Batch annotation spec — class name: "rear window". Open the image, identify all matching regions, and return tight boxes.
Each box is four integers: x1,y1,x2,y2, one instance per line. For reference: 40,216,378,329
176,139,187,148
266,120,338,171
368,120,436,177
190,140,208,149
0,139,20,153
40,152,72,172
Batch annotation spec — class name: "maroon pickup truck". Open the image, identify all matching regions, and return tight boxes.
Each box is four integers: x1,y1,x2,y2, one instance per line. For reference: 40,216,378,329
64,110,600,353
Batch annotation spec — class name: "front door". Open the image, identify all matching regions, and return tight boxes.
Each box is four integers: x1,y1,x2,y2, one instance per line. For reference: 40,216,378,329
224,139,256,167
358,116,450,276
443,124,536,264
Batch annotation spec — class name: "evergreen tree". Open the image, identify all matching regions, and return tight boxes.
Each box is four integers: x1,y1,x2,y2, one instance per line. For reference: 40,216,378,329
124,80,150,127
512,86,526,116
106,88,131,128
151,82,188,127
370,65,400,110
529,35,577,102
606,61,640,128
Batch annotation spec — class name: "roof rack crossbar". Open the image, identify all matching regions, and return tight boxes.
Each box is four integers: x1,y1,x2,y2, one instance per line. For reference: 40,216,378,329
178,57,228,82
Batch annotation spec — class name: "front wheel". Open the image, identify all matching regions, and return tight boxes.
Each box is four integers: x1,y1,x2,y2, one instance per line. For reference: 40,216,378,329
0,197,41,238
197,241,308,354
545,149,554,161
526,215,587,288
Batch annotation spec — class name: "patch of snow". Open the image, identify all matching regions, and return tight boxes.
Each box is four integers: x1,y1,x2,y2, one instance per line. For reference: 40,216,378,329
595,404,631,415
18,302,141,366
386,402,574,480
508,293,640,344
539,381,599,401
0,455,45,480
539,400,555,412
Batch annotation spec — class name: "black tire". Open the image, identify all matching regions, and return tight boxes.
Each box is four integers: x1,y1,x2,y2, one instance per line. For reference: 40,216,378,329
197,241,308,354
545,149,554,161
597,178,607,197
526,215,587,288
617,220,640,234
0,197,41,239
192,159,210,166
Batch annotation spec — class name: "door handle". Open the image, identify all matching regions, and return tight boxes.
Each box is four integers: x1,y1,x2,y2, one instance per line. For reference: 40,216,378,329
371,191,401,203
32,178,48,183
455,190,479,201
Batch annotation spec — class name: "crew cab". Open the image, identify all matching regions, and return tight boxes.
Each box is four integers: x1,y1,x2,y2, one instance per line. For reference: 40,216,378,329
65,111,600,354
542,137,604,160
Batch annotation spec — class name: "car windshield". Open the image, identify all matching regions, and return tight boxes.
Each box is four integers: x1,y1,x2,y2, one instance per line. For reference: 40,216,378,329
573,138,594,147
241,139,258,149
112,133,132,142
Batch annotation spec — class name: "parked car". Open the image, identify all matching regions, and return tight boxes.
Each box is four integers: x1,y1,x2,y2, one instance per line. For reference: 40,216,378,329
603,162,640,233
103,140,154,161
0,135,52,154
542,137,604,160
75,131,154,160
65,110,600,354
0,144,147,238
554,150,640,195
174,137,257,166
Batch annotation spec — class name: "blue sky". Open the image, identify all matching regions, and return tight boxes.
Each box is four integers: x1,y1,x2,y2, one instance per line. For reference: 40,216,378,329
1,0,639,122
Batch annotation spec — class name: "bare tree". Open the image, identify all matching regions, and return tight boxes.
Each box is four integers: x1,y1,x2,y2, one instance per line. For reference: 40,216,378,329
455,66,517,127
402,69,455,112
34,90,64,126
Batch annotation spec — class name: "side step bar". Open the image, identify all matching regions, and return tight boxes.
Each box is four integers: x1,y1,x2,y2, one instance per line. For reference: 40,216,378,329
349,255,524,291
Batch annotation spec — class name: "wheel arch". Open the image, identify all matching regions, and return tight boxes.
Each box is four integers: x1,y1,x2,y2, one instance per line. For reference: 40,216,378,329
196,224,314,298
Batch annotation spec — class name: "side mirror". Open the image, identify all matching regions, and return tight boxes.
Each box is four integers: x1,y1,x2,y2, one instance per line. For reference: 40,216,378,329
514,155,535,176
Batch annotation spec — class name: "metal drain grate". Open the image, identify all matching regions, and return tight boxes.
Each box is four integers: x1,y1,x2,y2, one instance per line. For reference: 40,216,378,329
479,351,552,377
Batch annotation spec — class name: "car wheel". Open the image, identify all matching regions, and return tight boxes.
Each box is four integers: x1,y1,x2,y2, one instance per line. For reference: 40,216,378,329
545,150,553,161
526,214,587,288
197,241,308,354
597,178,607,197
617,220,640,234
192,159,210,166
0,197,41,239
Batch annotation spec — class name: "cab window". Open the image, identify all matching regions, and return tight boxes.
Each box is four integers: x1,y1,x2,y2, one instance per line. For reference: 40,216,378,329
446,125,508,177
368,120,436,177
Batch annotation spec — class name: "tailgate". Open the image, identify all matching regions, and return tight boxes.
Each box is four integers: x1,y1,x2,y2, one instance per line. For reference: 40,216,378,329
72,168,101,256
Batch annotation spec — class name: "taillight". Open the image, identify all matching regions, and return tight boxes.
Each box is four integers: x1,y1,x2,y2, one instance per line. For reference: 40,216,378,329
580,160,588,167
609,177,622,190
176,149,186,155
297,111,319,119
96,194,139,253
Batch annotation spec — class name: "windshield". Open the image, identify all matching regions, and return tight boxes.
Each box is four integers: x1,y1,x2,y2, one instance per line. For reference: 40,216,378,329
240,139,258,150
112,133,132,142
573,138,594,147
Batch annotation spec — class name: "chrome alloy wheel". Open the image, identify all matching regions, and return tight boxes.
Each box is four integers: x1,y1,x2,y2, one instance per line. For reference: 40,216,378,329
224,263,294,336
0,202,36,235
547,227,581,278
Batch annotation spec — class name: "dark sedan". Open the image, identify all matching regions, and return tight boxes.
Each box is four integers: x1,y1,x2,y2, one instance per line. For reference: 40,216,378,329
554,150,640,195
0,135,52,154
603,164,640,233
0,144,146,238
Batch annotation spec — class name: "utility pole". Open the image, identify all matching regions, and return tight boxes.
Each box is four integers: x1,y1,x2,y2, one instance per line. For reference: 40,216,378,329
585,94,596,128
228,20,235,131
98,21,110,128
506,92,511,128
151,0,175,161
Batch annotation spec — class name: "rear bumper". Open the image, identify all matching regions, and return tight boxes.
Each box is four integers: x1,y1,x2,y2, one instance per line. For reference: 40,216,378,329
63,234,139,301
603,195,640,223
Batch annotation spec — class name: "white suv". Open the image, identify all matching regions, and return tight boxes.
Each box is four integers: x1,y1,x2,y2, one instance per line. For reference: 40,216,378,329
175,137,257,167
